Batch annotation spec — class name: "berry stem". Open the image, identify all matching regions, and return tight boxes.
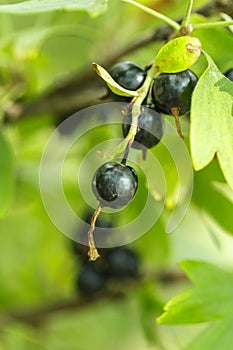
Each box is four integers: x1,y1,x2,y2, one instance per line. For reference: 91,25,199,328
192,20,233,30
171,107,184,140
121,0,180,32
121,139,133,165
88,204,103,261
181,0,194,28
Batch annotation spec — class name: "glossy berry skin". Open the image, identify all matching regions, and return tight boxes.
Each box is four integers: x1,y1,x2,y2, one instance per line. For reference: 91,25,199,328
224,68,233,82
77,264,106,295
152,69,198,116
92,162,138,209
108,61,146,101
106,247,139,279
122,106,164,149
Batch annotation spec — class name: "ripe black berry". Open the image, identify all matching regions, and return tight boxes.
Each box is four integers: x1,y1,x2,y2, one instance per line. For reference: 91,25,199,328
122,106,164,149
224,68,233,82
77,263,106,295
152,69,198,115
92,162,138,209
106,247,139,279
108,61,146,101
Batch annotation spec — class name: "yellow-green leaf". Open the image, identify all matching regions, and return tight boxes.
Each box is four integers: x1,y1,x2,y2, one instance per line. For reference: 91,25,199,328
93,63,138,97
154,36,201,73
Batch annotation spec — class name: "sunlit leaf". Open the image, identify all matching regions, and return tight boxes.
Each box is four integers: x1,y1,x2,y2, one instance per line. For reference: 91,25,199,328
154,36,201,73
190,53,233,189
158,260,233,324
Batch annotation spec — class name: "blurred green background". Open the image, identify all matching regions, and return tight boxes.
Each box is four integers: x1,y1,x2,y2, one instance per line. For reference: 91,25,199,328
0,0,233,349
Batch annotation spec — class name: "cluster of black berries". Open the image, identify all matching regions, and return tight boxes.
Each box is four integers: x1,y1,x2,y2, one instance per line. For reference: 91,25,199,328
88,61,199,259
72,214,139,296
108,60,198,140
89,63,233,260
108,62,233,142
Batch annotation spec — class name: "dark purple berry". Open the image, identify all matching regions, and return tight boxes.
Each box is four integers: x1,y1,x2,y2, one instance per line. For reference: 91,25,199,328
108,61,146,101
92,162,138,209
77,263,106,295
122,106,164,149
152,69,198,115
106,247,139,279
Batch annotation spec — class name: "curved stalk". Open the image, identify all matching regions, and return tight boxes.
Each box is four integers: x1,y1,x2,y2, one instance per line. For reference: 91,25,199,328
181,0,194,28
121,0,180,32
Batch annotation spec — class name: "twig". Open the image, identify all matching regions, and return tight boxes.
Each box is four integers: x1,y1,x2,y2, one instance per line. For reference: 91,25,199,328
0,270,187,327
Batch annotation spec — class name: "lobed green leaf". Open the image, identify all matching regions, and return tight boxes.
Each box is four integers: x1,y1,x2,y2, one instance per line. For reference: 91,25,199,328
157,260,233,325
190,53,233,189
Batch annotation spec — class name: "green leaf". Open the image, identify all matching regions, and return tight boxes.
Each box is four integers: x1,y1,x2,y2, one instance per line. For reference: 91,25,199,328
157,260,233,325
192,162,233,235
190,53,233,189
0,131,14,217
138,285,164,346
93,62,138,97
0,0,108,17
154,36,201,73
188,316,233,350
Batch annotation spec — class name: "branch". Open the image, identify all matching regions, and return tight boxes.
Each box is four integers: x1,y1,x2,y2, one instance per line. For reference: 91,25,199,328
0,270,187,327
4,0,233,122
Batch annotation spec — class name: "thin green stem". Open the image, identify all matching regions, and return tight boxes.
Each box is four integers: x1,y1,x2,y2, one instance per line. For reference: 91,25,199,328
103,65,158,159
121,0,180,32
192,21,233,30
181,0,194,27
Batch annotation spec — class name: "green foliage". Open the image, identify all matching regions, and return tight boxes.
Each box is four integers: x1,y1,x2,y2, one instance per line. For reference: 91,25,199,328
191,53,233,189
158,260,233,324
158,260,233,349
0,131,14,216
192,162,233,235
0,0,108,17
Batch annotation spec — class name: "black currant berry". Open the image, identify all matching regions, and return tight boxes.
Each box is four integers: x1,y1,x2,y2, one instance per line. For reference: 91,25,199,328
92,162,138,209
152,69,198,116
122,106,164,149
108,61,146,101
77,263,106,295
106,247,139,279
224,68,233,82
